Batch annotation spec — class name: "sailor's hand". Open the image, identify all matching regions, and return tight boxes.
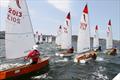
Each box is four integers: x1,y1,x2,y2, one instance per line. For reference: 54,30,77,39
24,56,28,61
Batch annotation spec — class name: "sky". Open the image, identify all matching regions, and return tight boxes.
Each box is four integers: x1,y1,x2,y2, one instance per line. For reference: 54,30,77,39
0,0,120,40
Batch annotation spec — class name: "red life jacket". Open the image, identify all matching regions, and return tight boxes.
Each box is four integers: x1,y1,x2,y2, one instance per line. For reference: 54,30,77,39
27,50,40,62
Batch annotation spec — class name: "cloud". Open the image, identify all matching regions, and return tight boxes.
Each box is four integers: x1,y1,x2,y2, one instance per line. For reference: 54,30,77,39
47,0,70,12
0,0,9,8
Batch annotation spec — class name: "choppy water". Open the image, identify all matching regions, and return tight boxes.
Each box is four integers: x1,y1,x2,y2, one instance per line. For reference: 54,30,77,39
0,39,120,80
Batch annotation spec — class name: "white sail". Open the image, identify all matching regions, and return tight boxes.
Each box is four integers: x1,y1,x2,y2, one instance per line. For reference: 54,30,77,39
39,33,43,43
45,37,48,42
5,0,35,59
77,4,90,53
106,20,113,49
61,12,72,49
34,31,39,43
93,25,99,49
56,25,62,46
48,35,52,43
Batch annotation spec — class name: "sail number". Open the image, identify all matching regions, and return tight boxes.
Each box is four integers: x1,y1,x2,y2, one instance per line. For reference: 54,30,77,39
7,8,22,24
8,8,22,17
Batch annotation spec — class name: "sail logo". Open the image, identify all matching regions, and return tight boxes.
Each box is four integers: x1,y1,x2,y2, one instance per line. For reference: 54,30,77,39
63,27,68,33
80,23,87,30
16,0,21,9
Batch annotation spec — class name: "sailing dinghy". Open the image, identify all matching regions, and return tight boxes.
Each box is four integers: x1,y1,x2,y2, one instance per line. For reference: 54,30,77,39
74,4,97,63
105,20,117,55
0,0,49,79
55,12,74,57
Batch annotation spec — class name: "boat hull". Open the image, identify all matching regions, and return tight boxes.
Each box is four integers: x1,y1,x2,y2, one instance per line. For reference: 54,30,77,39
105,48,117,56
0,57,49,80
74,51,97,63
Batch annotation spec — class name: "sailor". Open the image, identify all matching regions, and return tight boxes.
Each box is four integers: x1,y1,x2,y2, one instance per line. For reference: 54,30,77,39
91,53,97,60
95,46,102,52
98,46,102,51
67,46,74,53
25,45,40,64
109,48,117,56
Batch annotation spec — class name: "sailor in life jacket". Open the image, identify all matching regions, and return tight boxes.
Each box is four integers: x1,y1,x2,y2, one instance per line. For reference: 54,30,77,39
67,46,74,53
25,45,40,64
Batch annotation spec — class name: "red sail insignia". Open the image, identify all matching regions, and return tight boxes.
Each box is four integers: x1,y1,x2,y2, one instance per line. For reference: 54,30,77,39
16,0,21,9
66,12,70,20
108,20,111,26
83,4,88,14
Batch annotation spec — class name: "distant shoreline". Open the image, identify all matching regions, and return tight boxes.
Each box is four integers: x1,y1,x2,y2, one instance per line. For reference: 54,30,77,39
0,31,120,42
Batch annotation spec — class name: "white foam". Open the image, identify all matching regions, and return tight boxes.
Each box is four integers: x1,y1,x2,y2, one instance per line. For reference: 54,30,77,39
80,60,86,64
31,73,48,79
59,54,64,57
93,71,108,80
55,52,60,56
0,63,24,71
96,57,104,62
74,58,78,63
55,58,68,63
98,66,106,72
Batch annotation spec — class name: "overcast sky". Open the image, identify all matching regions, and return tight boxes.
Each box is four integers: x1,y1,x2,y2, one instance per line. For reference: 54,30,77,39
0,0,120,40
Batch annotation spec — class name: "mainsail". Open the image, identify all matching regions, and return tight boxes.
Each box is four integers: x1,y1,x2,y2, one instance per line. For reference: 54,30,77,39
48,35,52,43
106,20,113,49
56,25,62,46
39,33,43,43
77,4,90,53
93,25,99,49
5,0,35,59
61,12,72,49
